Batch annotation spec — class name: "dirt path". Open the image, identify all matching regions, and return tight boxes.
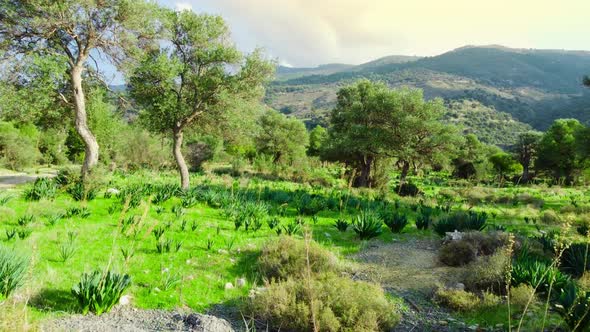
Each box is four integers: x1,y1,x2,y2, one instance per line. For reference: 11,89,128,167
0,170,57,189
350,238,475,331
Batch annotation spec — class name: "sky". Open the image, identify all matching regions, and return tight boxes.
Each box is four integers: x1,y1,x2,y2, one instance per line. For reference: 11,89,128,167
157,0,590,68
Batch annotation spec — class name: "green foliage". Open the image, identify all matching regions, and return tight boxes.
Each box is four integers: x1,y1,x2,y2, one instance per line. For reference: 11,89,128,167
555,281,590,331
22,177,57,201
333,219,349,232
489,152,522,179
536,119,586,183
512,256,570,295
351,210,383,240
17,214,34,227
380,209,408,233
464,249,511,291
258,236,338,280
0,245,28,298
307,125,328,156
248,273,400,332
435,288,481,312
561,243,590,278
0,121,41,170
71,270,131,315
255,109,309,164
433,211,488,236
67,181,98,202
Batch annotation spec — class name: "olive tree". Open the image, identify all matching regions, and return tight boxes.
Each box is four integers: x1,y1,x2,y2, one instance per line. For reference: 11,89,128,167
0,0,158,177
129,9,273,189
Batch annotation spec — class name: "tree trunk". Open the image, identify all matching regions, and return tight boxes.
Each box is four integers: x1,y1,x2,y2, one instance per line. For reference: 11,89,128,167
399,160,410,186
173,128,190,190
71,65,99,179
355,155,373,188
521,163,530,183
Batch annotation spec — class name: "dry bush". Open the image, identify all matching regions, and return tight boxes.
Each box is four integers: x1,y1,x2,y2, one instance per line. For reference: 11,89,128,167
510,284,536,309
258,236,339,281
434,288,481,312
463,248,511,292
438,241,476,267
248,273,400,332
539,210,561,224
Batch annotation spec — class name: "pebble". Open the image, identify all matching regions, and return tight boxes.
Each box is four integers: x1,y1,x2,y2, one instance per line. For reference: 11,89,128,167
153,287,161,293
107,188,120,195
224,282,234,290
119,295,131,306
236,278,246,288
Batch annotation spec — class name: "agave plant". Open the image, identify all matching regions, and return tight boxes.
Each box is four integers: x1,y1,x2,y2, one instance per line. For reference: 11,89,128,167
333,219,349,232
380,209,408,234
22,177,57,201
0,245,28,298
71,270,131,315
352,210,383,240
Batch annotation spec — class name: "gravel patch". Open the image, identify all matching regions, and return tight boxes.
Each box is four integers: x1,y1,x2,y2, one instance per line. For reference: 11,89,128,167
43,307,235,332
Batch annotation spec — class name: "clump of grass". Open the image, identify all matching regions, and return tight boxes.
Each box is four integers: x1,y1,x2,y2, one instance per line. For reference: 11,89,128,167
267,217,280,230
17,214,34,227
71,270,131,315
152,227,165,241
5,228,16,241
121,247,135,264
46,213,64,226
16,228,32,240
381,210,408,234
0,245,28,298
22,177,57,201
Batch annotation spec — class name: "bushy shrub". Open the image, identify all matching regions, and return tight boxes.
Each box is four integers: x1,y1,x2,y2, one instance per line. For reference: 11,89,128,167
0,121,40,170
510,284,536,309
540,210,561,224
248,273,400,332
352,210,383,240
461,231,510,256
54,167,80,188
0,246,28,298
394,182,421,197
258,236,338,280
71,270,131,315
434,288,481,312
555,281,590,331
433,211,487,236
438,241,476,266
22,177,57,201
464,249,510,292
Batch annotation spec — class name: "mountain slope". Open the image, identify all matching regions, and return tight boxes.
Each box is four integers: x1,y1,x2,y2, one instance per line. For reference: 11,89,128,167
266,45,590,132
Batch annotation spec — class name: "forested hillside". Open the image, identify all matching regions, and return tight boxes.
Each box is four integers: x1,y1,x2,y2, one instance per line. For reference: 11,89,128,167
267,45,590,132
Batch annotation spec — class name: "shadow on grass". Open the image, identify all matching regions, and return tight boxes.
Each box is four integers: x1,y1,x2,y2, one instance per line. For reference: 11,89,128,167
29,288,77,314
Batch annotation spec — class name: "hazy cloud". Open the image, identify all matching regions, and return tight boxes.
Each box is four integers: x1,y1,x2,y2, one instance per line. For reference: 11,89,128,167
160,0,590,67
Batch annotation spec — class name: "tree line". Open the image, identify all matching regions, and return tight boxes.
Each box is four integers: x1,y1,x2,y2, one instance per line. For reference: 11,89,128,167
0,1,588,190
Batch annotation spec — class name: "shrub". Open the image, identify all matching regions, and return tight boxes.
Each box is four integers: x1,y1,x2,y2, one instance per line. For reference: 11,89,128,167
433,211,487,236
540,210,561,224
258,236,338,280
561,243,590,278
512,257,570,295
248,273,400,331
0,246,28,298
0,121,40,170
71,270,131,315
395,182,421,197
352,210,383,240
461,231,510,256
438,241,476,266
510,284,536,309
434,288,481,312
555,281,590,331
380,210,408,234
464,249,510,292
22,177,58,201
54,167,80,187
67,181,98,201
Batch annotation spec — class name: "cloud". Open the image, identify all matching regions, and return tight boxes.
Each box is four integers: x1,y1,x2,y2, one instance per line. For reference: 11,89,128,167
174,2,192,12
163,0,590,67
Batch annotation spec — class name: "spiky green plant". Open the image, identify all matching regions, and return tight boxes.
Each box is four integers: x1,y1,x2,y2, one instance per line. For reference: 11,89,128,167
352,210,383,240
22,177,57,201
0,245,28,298
17,214,34,227
381,210,408,234
5,229,16,241
333,219,349,232
71,270,131,315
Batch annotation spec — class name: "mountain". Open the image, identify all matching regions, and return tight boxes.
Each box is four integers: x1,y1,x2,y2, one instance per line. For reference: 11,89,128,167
266,45,590,137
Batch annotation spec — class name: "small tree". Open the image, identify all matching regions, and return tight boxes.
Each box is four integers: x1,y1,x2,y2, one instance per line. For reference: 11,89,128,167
129,10,273,189
0,0,158,177
255,109,309,164
489,152,521,185
536,119,585,184
308,125,327,157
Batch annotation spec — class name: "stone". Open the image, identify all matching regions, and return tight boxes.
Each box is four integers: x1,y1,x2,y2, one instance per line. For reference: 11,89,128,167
119,295,131,306
236,278,246,288
106,188,120,195
224,282,234,290
184,313,234,332
217,249,228,255
454,283,465,291
438,320,448,326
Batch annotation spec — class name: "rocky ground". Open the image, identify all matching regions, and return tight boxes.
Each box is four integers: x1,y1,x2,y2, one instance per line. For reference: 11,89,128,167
43,307,237,332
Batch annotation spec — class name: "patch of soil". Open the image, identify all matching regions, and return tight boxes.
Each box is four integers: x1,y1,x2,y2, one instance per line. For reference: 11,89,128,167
43,307,236,332
350,238,475,331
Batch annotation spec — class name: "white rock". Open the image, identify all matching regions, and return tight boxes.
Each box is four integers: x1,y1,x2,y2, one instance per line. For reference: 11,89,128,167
224,282,234,290
218,249,228,255
236,278,246,288
107,188,120,195
153,287,161,293
119,295,131,305
454,283,465,291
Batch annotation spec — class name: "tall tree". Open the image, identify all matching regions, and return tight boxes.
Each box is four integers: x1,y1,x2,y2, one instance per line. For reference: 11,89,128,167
536,119,585,184
513,131,542,183
325,80,459,188
0,0,158,177
129,9,273,189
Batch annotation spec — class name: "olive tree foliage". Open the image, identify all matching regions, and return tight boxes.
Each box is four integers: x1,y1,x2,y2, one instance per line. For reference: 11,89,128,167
255,109,309,165
0,0,159,178
536,119,585,184
129,9,274,189
324,80,460,188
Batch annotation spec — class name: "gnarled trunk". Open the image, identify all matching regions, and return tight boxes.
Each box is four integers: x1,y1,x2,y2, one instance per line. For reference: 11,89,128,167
71,65,99,179
355,155,374,188
173,127,190,190
399,160,410,186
